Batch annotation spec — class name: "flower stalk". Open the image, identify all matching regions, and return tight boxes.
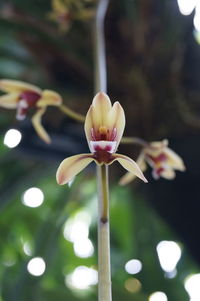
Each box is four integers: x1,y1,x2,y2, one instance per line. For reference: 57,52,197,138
94,0,111,300
97,165,112,301
121,136,148,147
57,3,146,301
59,103,85,122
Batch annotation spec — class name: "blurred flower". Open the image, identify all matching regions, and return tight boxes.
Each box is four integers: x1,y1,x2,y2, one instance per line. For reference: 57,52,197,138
48,0,71,32
119,139,185,185
0,79,62,143
48,0,95,32
56,92,147,184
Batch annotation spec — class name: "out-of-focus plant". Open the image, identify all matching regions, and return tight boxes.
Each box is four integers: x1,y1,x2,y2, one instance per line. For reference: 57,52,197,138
48,0,96,32
120,139,186,185
0,80,62,143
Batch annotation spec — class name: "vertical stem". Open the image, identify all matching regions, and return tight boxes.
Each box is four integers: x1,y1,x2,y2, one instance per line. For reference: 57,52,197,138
94,0,109,93
94,0,111,300
97,165,112,301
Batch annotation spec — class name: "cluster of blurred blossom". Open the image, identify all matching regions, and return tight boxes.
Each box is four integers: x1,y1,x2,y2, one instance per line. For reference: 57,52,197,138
120,139,185,185
48,0,96,32
0,79,62,144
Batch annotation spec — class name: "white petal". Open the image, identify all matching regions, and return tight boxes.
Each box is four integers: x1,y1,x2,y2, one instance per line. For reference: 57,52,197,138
89,140,117,153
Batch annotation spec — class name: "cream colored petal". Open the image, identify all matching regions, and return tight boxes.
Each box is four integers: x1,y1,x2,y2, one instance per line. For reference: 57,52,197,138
0,79,42,94
112,153,148,183
84,93,124,146
56,154,95,185
107,101,125,148
145,139,168,157
160,168,176,180
31,108,51,144
164,148,185,171
52,0,67,13
119,153,147,185
92,92,112,123
84,105,93,143
90,92,112,131
37,90,62,107
150,139,168,149
119,172,137,186
0,93,19,108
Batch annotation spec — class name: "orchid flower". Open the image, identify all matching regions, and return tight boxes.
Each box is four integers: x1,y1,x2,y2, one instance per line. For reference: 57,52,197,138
119,139,185,185
56,92,147,185
49,0,71,32
0,79,62,144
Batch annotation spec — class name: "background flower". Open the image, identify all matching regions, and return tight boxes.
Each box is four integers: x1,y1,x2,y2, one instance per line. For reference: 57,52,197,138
0,79,62,143
120,140,185,185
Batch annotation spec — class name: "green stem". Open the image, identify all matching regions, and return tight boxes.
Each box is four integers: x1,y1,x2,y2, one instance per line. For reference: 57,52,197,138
97,165,112,301
59,104,85,122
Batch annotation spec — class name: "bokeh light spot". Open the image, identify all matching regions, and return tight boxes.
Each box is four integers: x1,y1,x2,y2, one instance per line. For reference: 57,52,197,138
184,273,200,300
27,257,46,276
124,278,142,293
177,0,197,15
23,242,33,256
63,211,91,242
22,187,44,208
65,266,98,290
4,129,22,148
74,238,94,258
156,240,181,273
125,259,142,274
149,291,168,301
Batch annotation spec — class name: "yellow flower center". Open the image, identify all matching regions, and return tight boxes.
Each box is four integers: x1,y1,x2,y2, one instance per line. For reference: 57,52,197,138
99,126,107,134
98,125,108,140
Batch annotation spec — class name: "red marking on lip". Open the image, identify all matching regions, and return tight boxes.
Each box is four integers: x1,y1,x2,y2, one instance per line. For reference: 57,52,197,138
57,12,71,24
149,153,167,164
93,144,112,152
109,128,117,141
93,150,113,164
155,167,165,175
16,91,41,120
20,91,41,107
90,127,117,142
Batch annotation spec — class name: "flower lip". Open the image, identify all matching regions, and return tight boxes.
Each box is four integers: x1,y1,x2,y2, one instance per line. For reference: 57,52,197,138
20,91,41,107
16,91,42,120
16,100,29,120
147,153,168,164
89,140,117,153
0,79,63,144
152,167,165,179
